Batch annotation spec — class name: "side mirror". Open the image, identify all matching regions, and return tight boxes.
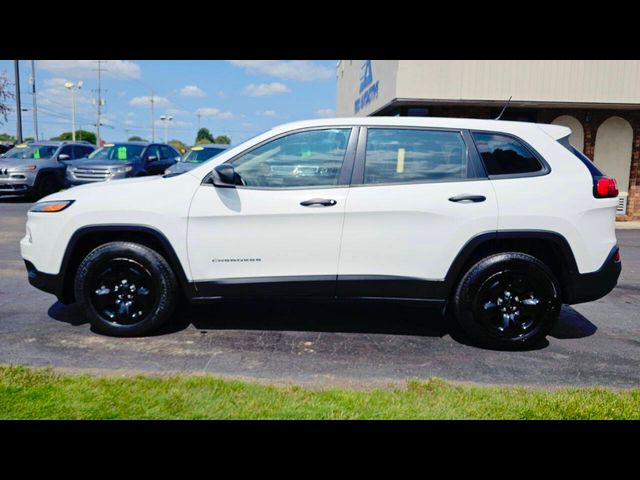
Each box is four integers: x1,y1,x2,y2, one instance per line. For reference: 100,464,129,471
210,164,238,188
58,154,70,161
146,155,158,163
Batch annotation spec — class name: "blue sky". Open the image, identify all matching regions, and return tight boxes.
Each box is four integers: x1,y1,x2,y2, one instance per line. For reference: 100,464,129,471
0,60,337,145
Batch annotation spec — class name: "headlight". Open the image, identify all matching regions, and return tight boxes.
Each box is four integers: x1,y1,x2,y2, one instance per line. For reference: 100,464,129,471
164,168,172,174
30,200,75,213
110,166,133,174
9,165,37,173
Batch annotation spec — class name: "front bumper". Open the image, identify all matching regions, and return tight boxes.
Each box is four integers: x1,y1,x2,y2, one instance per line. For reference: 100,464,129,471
565,245,622,304
24,260,64,301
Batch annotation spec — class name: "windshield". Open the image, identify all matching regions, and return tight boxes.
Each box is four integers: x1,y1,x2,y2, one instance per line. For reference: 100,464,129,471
88,144,145,161
181,147,227,164
3,145,58,159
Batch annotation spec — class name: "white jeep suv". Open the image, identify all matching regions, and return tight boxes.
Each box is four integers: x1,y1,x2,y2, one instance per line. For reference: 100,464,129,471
21,117,622,348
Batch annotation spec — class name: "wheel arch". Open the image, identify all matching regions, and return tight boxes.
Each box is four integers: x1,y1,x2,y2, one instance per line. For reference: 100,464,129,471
59,225,195,304
444,230,579,303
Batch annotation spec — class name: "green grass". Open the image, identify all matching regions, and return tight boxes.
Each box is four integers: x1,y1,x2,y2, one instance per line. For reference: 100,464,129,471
1,365,639,419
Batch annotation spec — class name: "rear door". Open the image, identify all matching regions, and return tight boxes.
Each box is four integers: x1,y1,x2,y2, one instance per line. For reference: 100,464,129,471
337,127,498,299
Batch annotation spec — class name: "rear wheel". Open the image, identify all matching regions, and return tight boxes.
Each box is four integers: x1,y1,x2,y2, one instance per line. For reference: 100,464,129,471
453,252,561,349
74,242,178,337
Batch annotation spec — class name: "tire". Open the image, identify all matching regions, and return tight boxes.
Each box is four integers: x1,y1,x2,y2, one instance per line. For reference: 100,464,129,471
453,252,561,349
74,241,178,337
32,174,60,200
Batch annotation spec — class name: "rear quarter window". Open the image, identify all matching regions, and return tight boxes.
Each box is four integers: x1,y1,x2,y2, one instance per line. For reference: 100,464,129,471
472,132,544,176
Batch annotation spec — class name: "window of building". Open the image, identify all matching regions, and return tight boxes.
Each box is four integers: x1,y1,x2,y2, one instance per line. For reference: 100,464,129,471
471,133,543,176
364,128,471,184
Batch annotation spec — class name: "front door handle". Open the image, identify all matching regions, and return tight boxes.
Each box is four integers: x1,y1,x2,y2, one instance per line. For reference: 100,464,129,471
448,194,486,203
300,198,337,207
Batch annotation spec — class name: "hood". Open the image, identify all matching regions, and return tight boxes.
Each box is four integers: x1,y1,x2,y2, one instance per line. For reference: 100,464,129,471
166,162,199,174
0,157,46,170
68,159,135,168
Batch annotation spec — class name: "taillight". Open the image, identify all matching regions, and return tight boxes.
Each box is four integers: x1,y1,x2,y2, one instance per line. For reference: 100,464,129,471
613,250,621,263
594,177,619,198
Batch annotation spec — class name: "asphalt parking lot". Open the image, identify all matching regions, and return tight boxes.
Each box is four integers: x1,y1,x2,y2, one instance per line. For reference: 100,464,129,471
1,196,639,389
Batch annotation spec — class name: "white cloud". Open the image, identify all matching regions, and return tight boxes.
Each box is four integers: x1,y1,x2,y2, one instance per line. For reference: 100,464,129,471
179,85,206,97
38,60,141,80
166,108,191,116
315,108,335,118
243,82,289,97
257,110,276,117
229,60,333,82
196,107,233,119
129,95,170,107
216,90,225,98
153,119,192,128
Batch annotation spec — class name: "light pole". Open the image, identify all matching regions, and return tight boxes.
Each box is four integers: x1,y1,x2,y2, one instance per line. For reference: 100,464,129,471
159,115,173,143
64,81,83,141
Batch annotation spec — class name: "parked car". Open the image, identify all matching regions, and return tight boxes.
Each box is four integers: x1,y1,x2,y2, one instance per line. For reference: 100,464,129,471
21,117,621,348
164,144,231,175
65,141,180,187
0,140,95,199
0,143,15,155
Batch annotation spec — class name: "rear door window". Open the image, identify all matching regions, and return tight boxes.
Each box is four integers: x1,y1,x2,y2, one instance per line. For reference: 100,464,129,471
363,128,475,184
471,133,544,176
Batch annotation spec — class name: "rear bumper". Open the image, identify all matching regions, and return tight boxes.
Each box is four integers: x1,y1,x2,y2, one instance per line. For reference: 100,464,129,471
565,245,621,304
24,260,64,302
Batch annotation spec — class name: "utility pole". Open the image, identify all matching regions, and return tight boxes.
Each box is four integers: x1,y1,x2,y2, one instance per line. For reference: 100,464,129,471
30,60,39,141
14,60,23,143
150,90,155,142
64,81,82,141
197,112,201,130
93,60,106,146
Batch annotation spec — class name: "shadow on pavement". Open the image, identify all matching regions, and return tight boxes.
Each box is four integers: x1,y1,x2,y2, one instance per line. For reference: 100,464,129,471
550,305,598,339
46,299,598,349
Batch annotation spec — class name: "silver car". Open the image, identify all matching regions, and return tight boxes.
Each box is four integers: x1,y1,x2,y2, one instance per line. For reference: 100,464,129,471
0,141,95,199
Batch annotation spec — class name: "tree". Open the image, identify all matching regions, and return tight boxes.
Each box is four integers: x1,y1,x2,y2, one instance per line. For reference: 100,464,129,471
195,127,215,144
0,132,15,143
214,135,231,145
168,139,188,154
51,130,97,145
0,73,14,126
128,135,146,141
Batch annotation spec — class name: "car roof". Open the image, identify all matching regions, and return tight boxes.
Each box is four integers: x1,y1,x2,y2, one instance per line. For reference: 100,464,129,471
189,144,231,149
270,116,571,140
105,141,150,145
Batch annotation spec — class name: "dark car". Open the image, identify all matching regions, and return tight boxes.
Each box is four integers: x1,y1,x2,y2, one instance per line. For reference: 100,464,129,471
65,142,180,186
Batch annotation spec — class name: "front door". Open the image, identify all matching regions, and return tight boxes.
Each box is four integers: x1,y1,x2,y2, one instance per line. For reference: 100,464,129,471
187,127,357,298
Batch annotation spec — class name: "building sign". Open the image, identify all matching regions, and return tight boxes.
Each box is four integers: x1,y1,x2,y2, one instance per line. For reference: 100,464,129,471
355,60,379,114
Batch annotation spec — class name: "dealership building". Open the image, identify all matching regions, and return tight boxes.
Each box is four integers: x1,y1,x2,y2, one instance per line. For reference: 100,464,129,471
336,60,640,220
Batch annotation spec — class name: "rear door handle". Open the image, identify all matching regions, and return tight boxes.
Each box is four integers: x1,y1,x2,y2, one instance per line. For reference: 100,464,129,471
448,194,486,203
300,198,337,207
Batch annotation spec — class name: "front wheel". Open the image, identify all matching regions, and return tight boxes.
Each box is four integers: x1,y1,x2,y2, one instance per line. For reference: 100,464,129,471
74,242,178,337
453,252,561,349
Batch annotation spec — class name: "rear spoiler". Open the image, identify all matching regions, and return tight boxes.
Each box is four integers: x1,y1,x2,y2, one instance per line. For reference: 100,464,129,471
537,123,571,140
